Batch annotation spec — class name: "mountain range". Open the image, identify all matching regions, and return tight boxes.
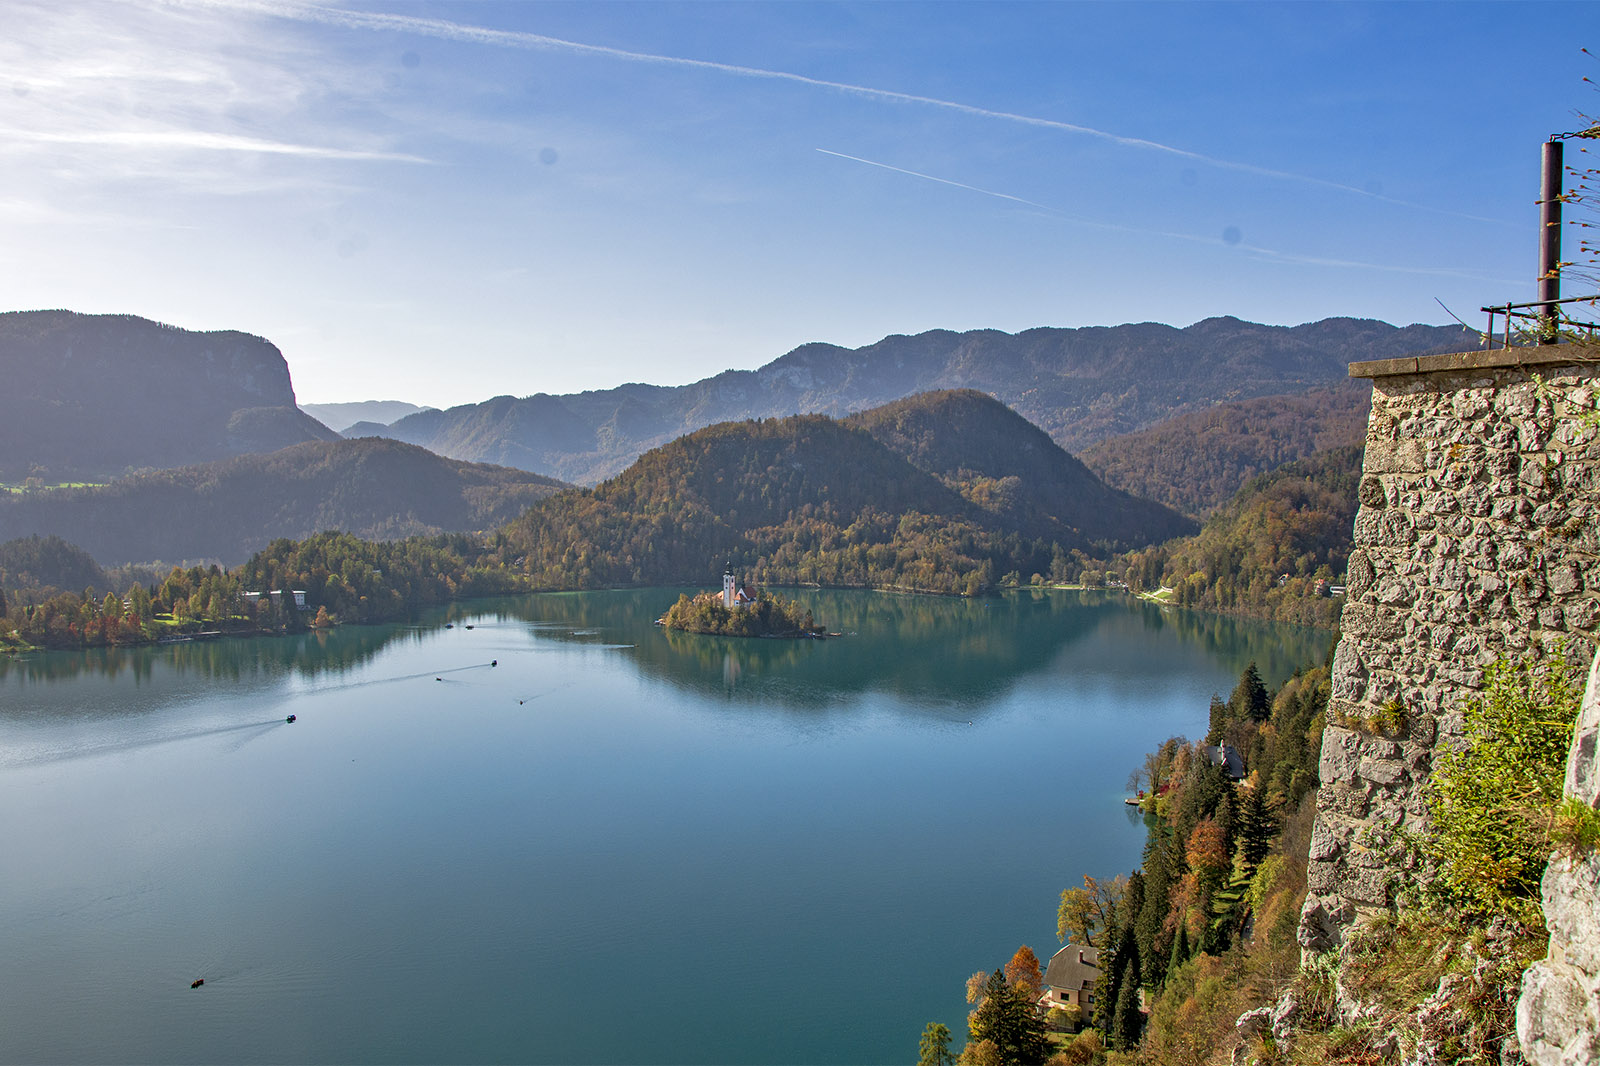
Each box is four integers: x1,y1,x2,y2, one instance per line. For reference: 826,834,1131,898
301,400,432,433
351,317,1470,484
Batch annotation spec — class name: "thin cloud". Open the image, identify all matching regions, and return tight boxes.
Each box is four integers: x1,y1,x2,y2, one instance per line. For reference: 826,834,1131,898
0,127,431,163
207,0,1509,225
817,146,1517,286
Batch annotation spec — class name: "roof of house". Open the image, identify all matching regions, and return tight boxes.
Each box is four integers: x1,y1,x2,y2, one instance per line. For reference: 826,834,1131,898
1042,943,1100,991
1201,741,1246,779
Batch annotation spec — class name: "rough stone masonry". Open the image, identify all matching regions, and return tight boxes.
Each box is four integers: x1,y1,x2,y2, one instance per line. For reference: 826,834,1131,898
1300,342,1600,953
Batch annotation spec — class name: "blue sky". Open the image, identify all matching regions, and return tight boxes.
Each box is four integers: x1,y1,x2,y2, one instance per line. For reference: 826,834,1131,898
3,1,1596,406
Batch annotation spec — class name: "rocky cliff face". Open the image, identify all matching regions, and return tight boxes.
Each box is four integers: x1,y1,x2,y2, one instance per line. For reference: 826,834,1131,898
1518,652,1600,1065
0,310,337,479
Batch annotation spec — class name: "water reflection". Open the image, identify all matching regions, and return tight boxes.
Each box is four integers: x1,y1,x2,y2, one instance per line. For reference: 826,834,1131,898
2,587,1331,718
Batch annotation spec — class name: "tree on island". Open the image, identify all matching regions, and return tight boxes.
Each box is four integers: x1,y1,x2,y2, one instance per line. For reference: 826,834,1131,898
660,588,824,638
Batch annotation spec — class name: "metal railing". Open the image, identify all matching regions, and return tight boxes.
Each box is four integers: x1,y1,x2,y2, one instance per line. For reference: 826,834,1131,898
1480,294,1600,349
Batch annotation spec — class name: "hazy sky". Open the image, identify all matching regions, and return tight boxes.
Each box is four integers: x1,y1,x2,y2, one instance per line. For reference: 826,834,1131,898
3,1,1595,406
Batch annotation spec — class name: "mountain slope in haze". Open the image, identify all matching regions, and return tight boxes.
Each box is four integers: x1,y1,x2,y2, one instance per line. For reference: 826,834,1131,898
0,437,570,567
1081,382,1373,518
844,390,1194,545
370,317,1470,484
303,400,432,433
497,393,1187,593
0,534,111,594
0,310,339,480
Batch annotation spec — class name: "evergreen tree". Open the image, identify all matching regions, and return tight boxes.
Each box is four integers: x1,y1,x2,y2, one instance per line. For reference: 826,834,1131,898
1228,661,1270,722
1135,832,1176,989
1111,958,1143,1050
1237,785,1272,868
1205,694,1228,744
968,970,1049,1066
1167,921,1189,974
1214,786,1238,862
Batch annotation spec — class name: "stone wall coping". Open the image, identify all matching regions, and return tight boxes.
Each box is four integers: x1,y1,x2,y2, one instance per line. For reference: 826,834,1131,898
1350,344,1600,380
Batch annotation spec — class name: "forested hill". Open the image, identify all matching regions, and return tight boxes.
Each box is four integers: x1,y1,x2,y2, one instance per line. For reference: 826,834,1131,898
0,535,111,595
0,437,569,567
0,310,338,480
1122,444,1364,628
497,395,1190,593
360,317,1470,484
1080,382,1373,518
845,390,1194,545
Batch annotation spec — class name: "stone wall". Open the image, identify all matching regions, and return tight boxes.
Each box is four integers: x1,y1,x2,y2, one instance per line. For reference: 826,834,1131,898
1300,343,1600,952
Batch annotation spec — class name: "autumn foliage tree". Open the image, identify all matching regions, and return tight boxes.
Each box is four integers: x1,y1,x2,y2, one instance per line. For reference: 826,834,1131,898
1003,946,1044,998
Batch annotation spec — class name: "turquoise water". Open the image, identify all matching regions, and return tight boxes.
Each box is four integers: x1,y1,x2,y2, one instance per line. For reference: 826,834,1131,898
0,589,1329,1064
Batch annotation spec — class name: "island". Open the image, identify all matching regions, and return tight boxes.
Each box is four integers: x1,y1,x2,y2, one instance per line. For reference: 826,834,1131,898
660,571,826,638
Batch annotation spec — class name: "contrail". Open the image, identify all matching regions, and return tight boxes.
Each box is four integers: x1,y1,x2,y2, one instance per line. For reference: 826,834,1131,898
815,149,1059,213
817,147,1521,285
187,0,1508,221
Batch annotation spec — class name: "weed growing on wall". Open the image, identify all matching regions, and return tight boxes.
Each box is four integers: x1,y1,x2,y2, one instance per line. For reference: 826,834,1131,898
1420,652,1583,930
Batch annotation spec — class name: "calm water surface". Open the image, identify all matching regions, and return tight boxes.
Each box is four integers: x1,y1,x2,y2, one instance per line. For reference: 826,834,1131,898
0,589,1329,1064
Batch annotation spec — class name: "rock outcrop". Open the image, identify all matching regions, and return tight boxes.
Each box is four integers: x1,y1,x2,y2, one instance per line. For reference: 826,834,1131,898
1517,650,1600,1065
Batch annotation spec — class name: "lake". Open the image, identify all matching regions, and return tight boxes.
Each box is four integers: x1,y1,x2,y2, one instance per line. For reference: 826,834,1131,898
0,588,1330,1064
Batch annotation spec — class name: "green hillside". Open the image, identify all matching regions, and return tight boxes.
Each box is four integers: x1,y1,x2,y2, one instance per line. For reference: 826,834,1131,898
1124,445,1363,627
0,437,569,567
499,393,1190,594
846,389,1195,545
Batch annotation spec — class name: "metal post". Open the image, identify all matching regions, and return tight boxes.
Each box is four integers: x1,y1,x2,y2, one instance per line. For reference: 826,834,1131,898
1539,138,1563,343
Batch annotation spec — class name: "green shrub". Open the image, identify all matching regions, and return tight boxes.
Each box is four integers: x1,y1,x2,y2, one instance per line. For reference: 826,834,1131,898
1421,653,1583,929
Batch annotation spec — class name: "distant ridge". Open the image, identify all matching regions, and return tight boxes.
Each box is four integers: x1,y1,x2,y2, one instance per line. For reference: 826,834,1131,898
363,317,1472,484
0,310,338,480
303,400,432,433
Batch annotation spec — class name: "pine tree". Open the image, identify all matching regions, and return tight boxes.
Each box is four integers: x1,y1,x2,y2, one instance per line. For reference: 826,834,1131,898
968,970,1049,1066
1135,833,1175,989
1228,661,1270,722
1167,921,1190,974
1109,928,1143,1050
1237,785,1272,868
1205,694,1228,744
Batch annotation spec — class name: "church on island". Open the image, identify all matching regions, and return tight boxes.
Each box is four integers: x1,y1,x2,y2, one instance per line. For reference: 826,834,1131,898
722,568,757,610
